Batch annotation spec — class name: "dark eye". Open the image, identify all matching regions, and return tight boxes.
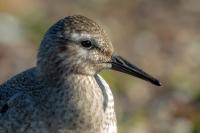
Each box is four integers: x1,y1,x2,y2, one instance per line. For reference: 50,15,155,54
80,40,94,49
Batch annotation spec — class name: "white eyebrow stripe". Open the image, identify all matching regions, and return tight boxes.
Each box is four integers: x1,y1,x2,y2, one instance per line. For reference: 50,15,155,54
69,33,101,49
70,33,93,41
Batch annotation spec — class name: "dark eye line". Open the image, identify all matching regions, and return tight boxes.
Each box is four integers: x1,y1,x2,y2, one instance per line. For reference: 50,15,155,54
95,45,102,51
90,42,102,51
80,39,100,50
90,39,101,49
58,36,102,51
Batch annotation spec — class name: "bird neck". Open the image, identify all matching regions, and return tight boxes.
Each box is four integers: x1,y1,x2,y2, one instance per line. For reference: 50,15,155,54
44,73,105,131
49,73,104,103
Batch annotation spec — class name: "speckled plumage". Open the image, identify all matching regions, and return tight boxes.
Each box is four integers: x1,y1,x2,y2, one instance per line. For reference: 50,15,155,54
0,15,116,133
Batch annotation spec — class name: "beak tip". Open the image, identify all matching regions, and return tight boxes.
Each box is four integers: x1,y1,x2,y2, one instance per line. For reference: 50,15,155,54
153,80,162,86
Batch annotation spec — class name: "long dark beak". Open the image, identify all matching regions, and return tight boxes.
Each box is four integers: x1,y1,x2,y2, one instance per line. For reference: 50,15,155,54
110,55,161,86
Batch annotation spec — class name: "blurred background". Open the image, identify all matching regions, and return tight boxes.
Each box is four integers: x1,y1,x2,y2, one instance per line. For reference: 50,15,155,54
0,0,200,132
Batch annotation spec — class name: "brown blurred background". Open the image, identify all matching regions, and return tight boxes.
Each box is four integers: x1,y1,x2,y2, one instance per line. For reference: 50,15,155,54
0,0,200,133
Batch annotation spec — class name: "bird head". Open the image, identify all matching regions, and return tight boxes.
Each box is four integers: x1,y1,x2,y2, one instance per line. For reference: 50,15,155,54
37,15,161,86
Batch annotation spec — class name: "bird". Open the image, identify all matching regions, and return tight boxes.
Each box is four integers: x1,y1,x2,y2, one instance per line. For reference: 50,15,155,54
0,15,161,133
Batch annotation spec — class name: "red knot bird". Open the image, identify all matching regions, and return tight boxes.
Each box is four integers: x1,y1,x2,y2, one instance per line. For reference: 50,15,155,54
0,15,161,133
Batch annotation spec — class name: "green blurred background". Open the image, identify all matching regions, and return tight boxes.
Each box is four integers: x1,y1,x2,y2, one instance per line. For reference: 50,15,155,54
0,0,200,132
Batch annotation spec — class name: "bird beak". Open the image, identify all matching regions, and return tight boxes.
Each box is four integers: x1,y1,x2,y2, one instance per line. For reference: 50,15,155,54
110,55,161,86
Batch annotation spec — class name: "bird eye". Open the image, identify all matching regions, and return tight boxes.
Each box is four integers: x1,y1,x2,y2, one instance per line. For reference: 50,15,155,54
80,40,94,49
